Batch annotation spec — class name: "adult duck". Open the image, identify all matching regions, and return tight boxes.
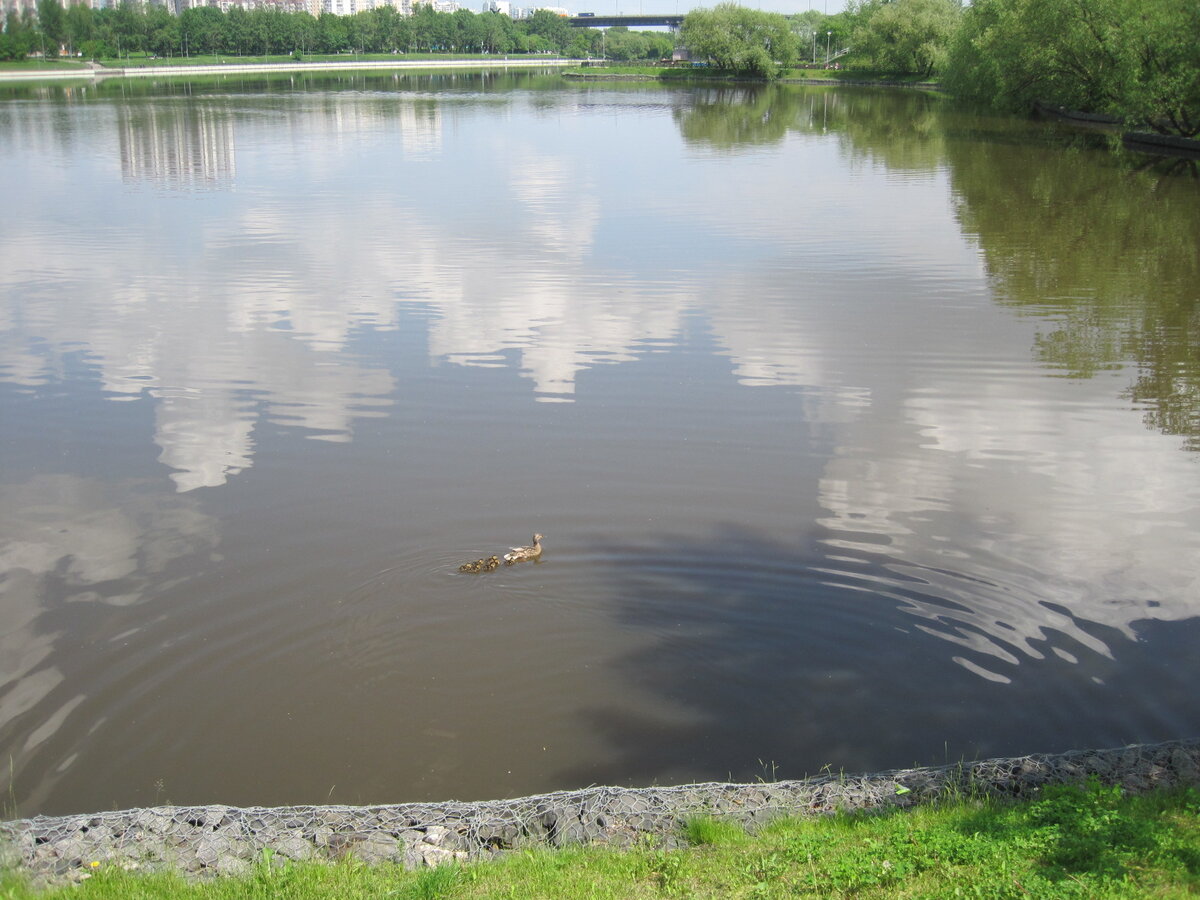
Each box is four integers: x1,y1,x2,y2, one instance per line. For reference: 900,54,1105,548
504,533,544,564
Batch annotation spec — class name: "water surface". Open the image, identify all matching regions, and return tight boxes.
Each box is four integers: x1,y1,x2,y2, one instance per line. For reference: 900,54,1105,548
2,73,1199,816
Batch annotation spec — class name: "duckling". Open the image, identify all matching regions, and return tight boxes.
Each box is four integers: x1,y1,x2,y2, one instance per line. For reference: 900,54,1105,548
483,555,501,571
459,558,484,573
503,533,544,565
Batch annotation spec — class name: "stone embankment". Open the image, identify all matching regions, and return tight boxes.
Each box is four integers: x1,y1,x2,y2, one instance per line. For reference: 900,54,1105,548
3,738,1198,886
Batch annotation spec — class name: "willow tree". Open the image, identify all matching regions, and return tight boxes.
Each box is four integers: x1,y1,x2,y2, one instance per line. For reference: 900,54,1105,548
681,3,798,79
943,0,1200,136
850,0,962,77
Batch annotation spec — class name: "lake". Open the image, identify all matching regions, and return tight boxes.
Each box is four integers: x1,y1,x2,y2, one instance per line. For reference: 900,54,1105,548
1,71,1198,818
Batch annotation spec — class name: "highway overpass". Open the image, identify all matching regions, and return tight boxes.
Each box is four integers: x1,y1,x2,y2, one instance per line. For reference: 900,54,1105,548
567,13,686,27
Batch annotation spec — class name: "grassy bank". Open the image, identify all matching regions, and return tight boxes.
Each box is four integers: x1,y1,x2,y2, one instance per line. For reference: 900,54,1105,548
100,52,522,69
0,60,91,72
564,65,938,87
781,68,938,86
0,52,560,76
3,779,1198,898
565,64,734,82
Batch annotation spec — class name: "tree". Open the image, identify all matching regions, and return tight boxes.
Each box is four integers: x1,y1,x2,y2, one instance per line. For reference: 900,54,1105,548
0,29,30,61
479,11,514,54
317,11,348,53
681,3,797,78
347,10,378,52
35,0,65,55
788,10,826,65
943,0,1200,136
1113,0,1200,136
178,6,224,56
64,3,94,57
524,9,571,54
408,3,441,52
109,0,146,56
451,8,484,52
145,4,178,58
292,12,318,54
226,7,251,54
850,0,961,76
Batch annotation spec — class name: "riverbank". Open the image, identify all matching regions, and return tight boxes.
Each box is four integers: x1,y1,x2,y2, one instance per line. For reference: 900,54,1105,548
3,738,1197,890
0,57,575,82
562,65,940,89
1033,101,1200,159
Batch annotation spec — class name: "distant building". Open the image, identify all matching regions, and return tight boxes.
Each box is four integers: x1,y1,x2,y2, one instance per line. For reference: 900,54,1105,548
1,0,430,18
482,2,566,17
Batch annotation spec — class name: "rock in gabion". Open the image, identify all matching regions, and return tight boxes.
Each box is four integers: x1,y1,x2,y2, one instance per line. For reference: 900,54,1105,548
3,738,1198,886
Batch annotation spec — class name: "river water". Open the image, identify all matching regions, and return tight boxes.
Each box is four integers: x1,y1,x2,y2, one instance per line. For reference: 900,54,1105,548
2,71,1198,817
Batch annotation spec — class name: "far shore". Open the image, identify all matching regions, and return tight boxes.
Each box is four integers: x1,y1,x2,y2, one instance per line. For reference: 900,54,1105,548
0,56,576,82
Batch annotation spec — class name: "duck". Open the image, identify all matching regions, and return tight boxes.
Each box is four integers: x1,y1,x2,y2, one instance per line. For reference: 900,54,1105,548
503,533,544,565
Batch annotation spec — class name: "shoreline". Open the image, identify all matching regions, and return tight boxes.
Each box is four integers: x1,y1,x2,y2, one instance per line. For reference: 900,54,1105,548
562,69,940,89
3,737,1198,886
0,57,575,82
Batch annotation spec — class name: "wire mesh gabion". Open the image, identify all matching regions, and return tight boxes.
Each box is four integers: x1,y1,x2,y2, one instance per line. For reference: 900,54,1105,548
3,738,1198,886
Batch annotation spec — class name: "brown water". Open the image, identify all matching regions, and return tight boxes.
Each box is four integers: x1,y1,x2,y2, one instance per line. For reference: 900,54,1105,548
2,73,1198,817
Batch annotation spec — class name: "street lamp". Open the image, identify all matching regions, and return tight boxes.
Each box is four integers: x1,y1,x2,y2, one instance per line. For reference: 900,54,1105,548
825,30,831,67
810,30,816,65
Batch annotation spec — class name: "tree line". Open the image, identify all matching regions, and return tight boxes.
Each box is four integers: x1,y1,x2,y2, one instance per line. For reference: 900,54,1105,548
843,0,1198,138
684,0,1197,136
0,1,674,62
4,0,1197,137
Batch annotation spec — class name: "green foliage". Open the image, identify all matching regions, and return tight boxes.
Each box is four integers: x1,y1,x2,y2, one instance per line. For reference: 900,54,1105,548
1026,777,1148,875
943,0,1200,136
524,9,571,53
34,0,65,54
9,3,624,64
599,26,674,63
0,31,31,62
681,3,798,79
78,39,112,61
850,0,962,77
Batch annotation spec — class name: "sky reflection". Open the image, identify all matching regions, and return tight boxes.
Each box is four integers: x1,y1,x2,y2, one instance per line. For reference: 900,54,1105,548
1,80,1198,815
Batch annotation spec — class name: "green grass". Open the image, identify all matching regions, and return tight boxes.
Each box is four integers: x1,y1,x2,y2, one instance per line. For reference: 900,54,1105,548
781,68,938,85
0,59,91,71
565,65,743,81
96,52,547,68
564,65,939,85
3,779,1199,898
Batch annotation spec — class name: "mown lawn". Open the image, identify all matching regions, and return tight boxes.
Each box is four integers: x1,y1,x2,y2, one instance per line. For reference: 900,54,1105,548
0,60,91,71
3,779,1198,899
96,52,543,68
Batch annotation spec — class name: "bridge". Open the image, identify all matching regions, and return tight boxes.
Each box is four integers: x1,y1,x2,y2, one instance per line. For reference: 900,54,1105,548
567,13,686,28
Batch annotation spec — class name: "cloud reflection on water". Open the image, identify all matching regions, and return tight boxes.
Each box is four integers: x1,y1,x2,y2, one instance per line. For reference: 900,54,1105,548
0,474,219,777
1,83,1199,813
